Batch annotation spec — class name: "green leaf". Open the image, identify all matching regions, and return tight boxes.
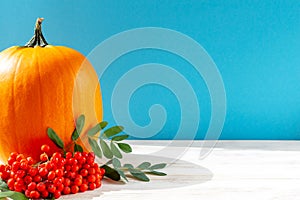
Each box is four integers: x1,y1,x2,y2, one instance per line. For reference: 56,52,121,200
112,134,129,141
9,192,28,200
71,129,80,141
0,191,28,199
0,191,15,198
87,124,101,137
101,165,120,181
117,143,132,153
137,162,151,170
87,121,108,137
110,142,122,158
100,139,113,159
123,164,134,169
0,179,8,190
99,121,108,129
88,138,102,158
75,115,85,135
74,143,83,152
149,163,167,170
146,171,167,176
128,168,150,182
47,128,64,149
112,158,121,168
116,169,128,182
102,126,124,138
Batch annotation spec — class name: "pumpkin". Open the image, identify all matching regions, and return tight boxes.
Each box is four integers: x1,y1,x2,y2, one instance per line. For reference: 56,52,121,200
0,18,103,162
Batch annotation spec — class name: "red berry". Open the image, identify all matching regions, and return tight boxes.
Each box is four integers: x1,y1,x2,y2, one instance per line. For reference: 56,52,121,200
71,165,79,172
79,183,88,192
52,152,62,159
69,172,76,179
16,154,24,162
74,152,82,159
55,169,63,177
47,184,56,193
75,174,83,180
25,189,31,198
89,182,96,190
92,163,99,168
50,157,59,165
26,157,34,165
80,169,88,177
14,184,23,192
10,152,18,159
24,175,33,184
54,190,61,199
81,178,87,184
88,152,95,159
53,177,63,186
9,171,15,178
46,162,54,170
41,190,49,198
33,175,42,182
15,170,26,178
41,144,50,152
38,167,48,177
11,161,20,171
96,173,102,180
63,186,71,195
28,167,38,177
88,168,96,175
63,178,71,186
40,153,48,162
20,162,28,170
0,164,5,172
65,165,71,171
74,177,82,186
27,182,36,191
78,156,86,164
95,180,102,188
88,175,96,183
68,158,78,165
47,171,56,180
71,185,79,194
65,152,72,159
7,178,15,188
36,182,46,192
7,157,15,165
29,190,40,199
83,164,90,169
56,183,64,192
87,157,94,165
81,151,87,156
0,170,9,180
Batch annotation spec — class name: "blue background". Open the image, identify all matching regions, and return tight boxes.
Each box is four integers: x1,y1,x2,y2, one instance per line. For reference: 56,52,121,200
0,0,299,139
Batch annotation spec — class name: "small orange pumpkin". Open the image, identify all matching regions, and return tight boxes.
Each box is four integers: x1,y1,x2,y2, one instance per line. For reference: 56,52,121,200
0,18,103,162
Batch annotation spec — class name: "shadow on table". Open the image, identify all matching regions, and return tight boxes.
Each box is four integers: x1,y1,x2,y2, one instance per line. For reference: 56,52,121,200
61,154,213,199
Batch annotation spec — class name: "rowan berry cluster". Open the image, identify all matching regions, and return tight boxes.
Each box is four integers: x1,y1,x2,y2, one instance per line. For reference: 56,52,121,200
0,144,105,199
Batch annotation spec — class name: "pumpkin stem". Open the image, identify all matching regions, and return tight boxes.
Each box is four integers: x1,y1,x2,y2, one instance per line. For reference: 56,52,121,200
25,18,48,47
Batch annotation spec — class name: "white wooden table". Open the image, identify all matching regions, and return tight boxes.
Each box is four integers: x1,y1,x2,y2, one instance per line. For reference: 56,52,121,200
59,140,300,200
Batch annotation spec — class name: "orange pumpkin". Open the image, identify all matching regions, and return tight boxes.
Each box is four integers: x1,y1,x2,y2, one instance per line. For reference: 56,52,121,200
0,18,103,162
